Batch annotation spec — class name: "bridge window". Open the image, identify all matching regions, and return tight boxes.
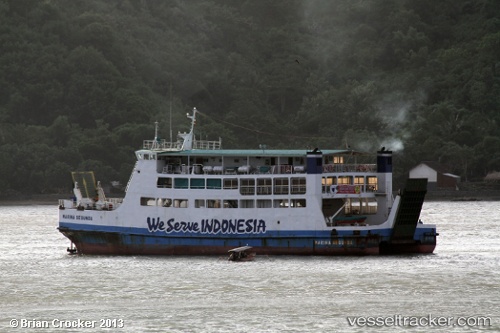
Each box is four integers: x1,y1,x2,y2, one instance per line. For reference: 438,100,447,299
157,177,172,188
291,199,306,208
257,178,272,195
322,176,336,193
207,178,222,189
333,156,344,164
291,177,306,194
223,200,238,208
174,178,189,189
274,199,288,208
274,177,289,195
190,178,205,189
338,176,352,185
207,199,221,208
223,178,238,189
240,199,254,208
173,199,188,208
367,176,378,191
160,198,172,207
240,178,255,195
257,199,272,208
140,197,156,206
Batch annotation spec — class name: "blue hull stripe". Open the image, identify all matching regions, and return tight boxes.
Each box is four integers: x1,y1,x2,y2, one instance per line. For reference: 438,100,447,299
59,221,394,237
58,222,437,254
59,222,435,241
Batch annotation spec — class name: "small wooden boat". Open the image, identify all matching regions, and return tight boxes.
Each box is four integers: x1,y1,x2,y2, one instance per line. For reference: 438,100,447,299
228,246,256,261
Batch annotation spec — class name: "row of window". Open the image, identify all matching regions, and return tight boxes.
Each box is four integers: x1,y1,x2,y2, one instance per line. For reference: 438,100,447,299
157,177,307,195
322,175,378,186
140,197,306,208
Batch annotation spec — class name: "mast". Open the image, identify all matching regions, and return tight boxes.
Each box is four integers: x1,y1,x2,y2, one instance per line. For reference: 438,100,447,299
180,107,197,150
169,84,173,143
152,121,159,149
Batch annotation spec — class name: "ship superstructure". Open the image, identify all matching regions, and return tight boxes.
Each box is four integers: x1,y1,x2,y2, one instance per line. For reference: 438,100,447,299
58,108,438,255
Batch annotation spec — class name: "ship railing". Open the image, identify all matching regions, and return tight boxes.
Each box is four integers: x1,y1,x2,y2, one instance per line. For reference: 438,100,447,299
192,139,222,150
125,161,138,193
59,199,75,209
291,185,307,194
160,164,307,175
270,165,294,174
143,140,182,150
159,163,376,176
143,138,222,150
323,163,376,173
256,186,273,195
107,197,124,205
59,197,123,210
322,184,378,194
94,197,123,211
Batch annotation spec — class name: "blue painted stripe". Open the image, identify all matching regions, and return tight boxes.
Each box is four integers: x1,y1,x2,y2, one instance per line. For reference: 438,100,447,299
59,221,437,251
59,221,401,238
60,221,436,236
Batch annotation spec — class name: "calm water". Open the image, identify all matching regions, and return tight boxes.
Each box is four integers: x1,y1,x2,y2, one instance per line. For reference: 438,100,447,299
0,202,499,332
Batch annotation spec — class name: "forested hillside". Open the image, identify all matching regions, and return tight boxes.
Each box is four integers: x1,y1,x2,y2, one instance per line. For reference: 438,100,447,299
0,0,499,197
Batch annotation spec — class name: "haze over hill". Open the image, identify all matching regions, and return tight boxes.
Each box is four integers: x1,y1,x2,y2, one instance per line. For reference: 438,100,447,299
0,0,499,196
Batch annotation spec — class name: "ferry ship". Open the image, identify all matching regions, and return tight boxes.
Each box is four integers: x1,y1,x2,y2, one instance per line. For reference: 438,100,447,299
58,108,438,255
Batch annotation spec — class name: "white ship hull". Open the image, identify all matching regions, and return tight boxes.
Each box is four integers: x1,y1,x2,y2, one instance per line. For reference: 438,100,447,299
58,109,438,255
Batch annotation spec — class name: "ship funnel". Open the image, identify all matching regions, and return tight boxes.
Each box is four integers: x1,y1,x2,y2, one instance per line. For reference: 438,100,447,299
376,149,393,211
306,148,322,174
377,149,392,173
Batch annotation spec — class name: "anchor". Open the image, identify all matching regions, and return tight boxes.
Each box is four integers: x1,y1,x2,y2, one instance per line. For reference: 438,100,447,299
66,242,77,255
